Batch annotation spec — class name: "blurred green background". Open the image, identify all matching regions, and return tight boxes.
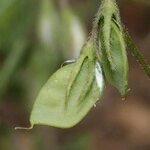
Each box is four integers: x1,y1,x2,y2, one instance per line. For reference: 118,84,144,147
0,0,150,150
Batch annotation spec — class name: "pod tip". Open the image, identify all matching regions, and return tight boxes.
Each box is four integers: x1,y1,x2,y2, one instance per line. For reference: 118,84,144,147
14,125,33,131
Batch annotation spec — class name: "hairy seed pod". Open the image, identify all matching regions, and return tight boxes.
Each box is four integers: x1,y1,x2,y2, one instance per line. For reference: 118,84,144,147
98,0,128,97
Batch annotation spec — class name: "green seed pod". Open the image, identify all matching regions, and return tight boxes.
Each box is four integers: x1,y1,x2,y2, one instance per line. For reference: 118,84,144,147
29,40,104,128
98,0,128,97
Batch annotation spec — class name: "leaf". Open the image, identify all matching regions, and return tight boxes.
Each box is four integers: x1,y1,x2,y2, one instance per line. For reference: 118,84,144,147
30,64,103,128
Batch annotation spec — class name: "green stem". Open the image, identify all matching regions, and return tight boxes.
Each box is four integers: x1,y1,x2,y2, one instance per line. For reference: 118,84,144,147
125,31,150,78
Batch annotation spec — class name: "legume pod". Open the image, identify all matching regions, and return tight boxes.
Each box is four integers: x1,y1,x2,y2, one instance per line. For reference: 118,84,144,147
98,0,128,96
30,41,104,128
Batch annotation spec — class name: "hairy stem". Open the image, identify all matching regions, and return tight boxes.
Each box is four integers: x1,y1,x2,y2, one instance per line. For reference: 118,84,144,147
125,31,150,78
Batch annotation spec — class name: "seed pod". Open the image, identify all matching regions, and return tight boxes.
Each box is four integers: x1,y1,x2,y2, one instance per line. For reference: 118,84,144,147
98,0,128,97
30,41,104,128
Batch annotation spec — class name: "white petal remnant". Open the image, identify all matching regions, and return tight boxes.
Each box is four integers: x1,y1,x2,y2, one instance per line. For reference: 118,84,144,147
95,62,104,93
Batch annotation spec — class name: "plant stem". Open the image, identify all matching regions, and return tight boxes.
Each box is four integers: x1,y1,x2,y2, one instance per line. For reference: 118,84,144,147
125,31,150,78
